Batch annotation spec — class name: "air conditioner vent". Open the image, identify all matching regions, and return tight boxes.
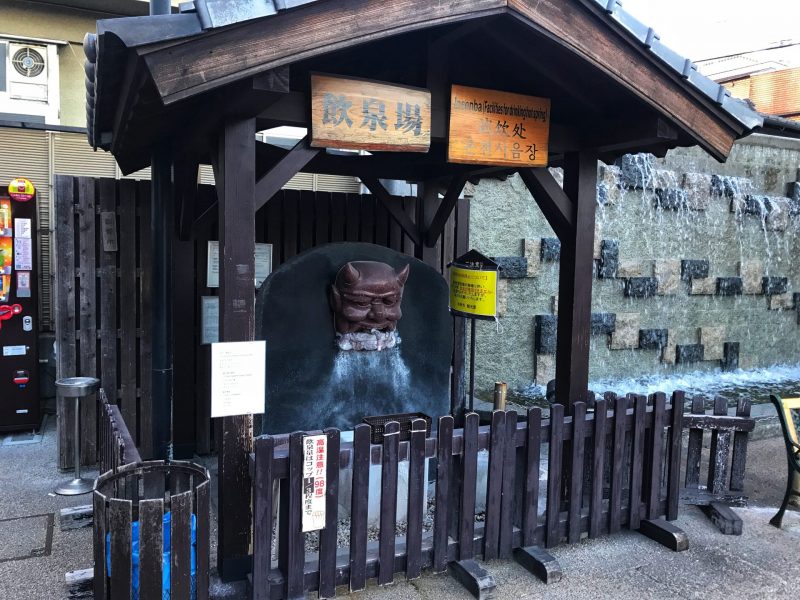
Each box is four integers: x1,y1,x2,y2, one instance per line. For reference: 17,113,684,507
12,47,46,78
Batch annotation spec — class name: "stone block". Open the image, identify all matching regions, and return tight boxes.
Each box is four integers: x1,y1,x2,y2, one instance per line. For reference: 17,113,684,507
591,312,616,335
654,259,680,295
654,188,687,210
768,292,794,311
593,222,603,260
639,329,669,350
552,295,559,315
790,181,800,203
742,194,772,215
762,276,788,296
599,163,622,188
535,354,556,385
523,239,541,277
535,315,558,354
699,326,725,361
494,256,528,279
766,197,791,232
497,279,509,316
625,277,658,298
541,238,561,262
681,172,712,210
681,259,709,281
618,153,676,189
661,329,677,365
617,260,647,279
610,313,640,350
711,174,752,198
722,342,740,372
716,277,743,296
739,260,764,294
598,239,619,279
690,277,716,295
676,344,704,364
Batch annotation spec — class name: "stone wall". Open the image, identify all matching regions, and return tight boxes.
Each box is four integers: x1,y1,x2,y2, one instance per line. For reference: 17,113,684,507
468,134,800,394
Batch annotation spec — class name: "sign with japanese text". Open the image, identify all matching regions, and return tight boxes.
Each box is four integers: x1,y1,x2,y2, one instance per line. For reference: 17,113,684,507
448,85,550,167
311,74,431,153
210,341,266,418
302,434,327,532
449,250,499,320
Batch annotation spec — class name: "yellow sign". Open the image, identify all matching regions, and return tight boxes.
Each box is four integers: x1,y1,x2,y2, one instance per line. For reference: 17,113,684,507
448,84,550,167
8,178,35,202
449,266,498,319
310,74,431,153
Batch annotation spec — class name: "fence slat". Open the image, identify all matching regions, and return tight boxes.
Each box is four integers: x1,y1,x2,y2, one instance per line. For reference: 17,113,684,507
330,193,346,243
685,397,705,487
93,493,108,600
568,402,586,543
314,192,331,245
98,179,118,412
196,481,210,600
647,393,666,519
170,491,192,599
667,391,685,520
499,410,518,559
589,398,607,538
629,395,647,530
729,398,751,492
433,415,454,572
609,396,628,534
138,181,153,457
139,499,164,600
523,407,542,547
406,419,427,580
484,410,506,560
546,404,564,548
318,429,340,598
108,498,132,600
707,396,731,495
349,424,371,592
280,432,305,600
378,421,400,586
458,412,479,560
253,437,275,600
118,181,138,447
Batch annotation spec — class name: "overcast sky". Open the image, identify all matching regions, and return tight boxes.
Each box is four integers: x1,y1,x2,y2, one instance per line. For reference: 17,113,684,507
621,0,800,60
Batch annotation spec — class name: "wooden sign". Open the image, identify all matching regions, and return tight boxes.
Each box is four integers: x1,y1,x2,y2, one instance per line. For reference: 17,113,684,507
448,84,550,167
311,74,431,152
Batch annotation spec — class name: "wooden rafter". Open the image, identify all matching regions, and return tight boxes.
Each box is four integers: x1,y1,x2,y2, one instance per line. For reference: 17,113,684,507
359,177,423,247
424,174,470,247
255,137,320,211
518,168,574,240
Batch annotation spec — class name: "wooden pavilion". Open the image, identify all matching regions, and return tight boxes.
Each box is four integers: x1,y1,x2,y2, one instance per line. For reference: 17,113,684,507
83,0,775,581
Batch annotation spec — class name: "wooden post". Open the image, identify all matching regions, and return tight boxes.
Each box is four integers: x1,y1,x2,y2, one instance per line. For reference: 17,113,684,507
216,117,256,580
554,151,597,411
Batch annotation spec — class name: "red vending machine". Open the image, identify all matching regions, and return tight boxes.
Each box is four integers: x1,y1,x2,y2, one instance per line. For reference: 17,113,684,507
0,178,40,432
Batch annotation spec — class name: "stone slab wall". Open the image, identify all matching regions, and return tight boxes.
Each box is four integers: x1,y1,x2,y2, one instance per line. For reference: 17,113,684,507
468,134,800,393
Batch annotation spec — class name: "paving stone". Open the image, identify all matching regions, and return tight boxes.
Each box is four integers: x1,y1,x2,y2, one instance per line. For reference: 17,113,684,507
690,277,716,295
711,174,752,198
699,326,725,361
599,239,619,279
722,342,740,371
762,276,788,296
768,291,794,311
661,328,677,365
654,259,680,295
535,315,558,354
541,237,561,262
681,172,712,210
535,354,556,384
654,187,686,210
681,259,709,281
493,256,528,279
625,277,658,298
716,277,743,296
610,313,640,350
676,344,704,364
739,260,764,294
591,312,616,335
616,259,647,279
523,238,541,277
639,329,669,350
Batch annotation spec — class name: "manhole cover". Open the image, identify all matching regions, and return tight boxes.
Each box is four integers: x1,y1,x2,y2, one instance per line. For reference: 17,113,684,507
0,513,54,563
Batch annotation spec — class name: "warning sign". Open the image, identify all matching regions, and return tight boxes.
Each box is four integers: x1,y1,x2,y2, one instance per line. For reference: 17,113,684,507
449,250,499,320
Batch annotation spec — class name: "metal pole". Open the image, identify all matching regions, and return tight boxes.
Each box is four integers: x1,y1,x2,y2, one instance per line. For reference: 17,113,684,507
73,396,81,480
468,318,476,413
493,382,508,411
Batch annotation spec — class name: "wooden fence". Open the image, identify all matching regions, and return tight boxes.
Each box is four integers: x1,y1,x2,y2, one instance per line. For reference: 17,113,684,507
54,175,468,464
251,393,685,599
99,388,142,475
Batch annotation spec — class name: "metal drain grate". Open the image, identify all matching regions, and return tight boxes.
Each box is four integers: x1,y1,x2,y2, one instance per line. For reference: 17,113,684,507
0,513,54,563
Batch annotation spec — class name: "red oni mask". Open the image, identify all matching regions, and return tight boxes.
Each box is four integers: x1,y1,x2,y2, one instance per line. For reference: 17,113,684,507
330,261,410,335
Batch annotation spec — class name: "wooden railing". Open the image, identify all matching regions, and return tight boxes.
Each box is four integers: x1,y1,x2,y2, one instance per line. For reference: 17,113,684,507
251,393,685,599
99,388,142,474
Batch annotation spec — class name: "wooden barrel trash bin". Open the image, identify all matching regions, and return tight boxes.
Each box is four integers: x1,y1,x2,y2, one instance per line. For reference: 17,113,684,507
93,460,210,600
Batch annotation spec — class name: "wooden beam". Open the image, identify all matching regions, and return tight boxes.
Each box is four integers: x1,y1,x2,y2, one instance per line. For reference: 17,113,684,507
425,174,469,247
216,117,256,581
359,177,422,247
518,168,573,240
174,159,200,241
417,182,441,268
589,117,680,154
553,150,597,412
255,137,320,211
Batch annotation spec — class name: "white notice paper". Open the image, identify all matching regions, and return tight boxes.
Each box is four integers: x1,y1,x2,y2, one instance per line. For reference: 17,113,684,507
200,296,219,345
14,238,33,271
206,241,273,288
301,434,327,532
211,341,266,418
14,218,31,239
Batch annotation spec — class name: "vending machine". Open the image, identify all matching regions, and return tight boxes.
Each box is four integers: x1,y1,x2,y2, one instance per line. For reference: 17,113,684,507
0,178,40,432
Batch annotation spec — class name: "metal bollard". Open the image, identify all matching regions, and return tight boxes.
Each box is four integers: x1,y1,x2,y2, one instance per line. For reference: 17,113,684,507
54,377,100,496
493,381,508,411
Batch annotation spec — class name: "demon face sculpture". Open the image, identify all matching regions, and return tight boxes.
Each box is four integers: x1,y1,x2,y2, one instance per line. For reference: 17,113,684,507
329,261,410,351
